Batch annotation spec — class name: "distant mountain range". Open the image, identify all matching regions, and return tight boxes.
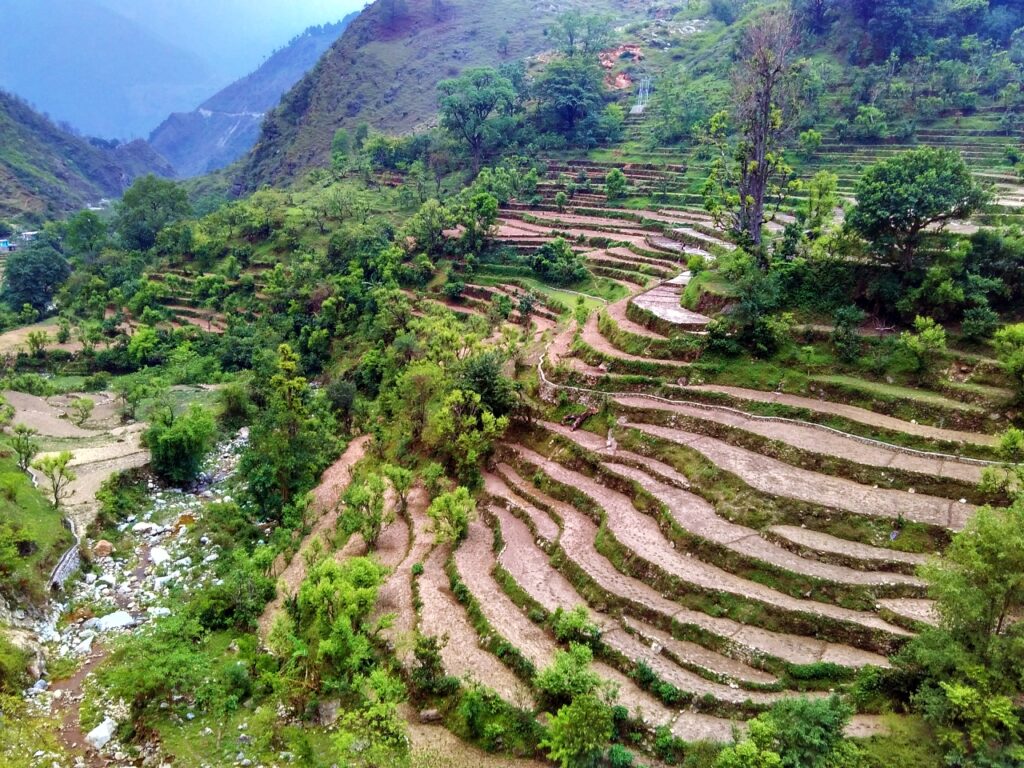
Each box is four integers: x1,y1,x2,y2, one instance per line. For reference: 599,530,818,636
0,91,174,224
150,16,357,178
0,0,219,140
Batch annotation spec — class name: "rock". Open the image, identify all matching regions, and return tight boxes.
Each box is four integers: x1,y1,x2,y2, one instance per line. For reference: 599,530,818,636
419,709,442,724
74,636,94,655
85,610,136,632
147,607,171,618
93,541,115,558
203,553,219,564
317,700,341,726
85,573,97,585
132,522,159,534
86,718,117,750
150,547,171,566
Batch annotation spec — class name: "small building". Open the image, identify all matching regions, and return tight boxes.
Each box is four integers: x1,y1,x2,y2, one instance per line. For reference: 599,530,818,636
19,231,39,242
0,239,16,253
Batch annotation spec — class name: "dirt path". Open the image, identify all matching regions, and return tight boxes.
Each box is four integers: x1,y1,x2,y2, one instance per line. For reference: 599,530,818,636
506,445,911,640
487,468,890,669
685,385,998,447
258,436,370,638
581,312,667,363
605,297,667,339
624,421,974,531
630,275,710,329
615,396,985,485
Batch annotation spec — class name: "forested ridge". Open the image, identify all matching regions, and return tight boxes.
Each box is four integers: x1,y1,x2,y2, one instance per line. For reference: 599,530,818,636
1,1,1024,767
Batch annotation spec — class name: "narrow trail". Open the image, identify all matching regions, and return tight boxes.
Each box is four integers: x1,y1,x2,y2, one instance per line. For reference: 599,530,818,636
258,436,370,639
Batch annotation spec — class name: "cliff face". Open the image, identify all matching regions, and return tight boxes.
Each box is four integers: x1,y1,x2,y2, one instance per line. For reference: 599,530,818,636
236,0,644,191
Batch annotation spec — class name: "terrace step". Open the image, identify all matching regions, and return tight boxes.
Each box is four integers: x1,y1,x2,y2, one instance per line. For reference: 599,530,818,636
544,422,925,591
507,444,912,644
679,385,998,448
487,468,892,669
621,422,974,531
612,396,985,486
492,506,787,707
767,525,930,575
457,516,736,740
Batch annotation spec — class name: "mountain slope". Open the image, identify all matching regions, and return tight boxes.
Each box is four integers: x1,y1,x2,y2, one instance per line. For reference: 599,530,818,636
0,91,175,223
0,0,217,140
237,0,653,191
150,16,358,178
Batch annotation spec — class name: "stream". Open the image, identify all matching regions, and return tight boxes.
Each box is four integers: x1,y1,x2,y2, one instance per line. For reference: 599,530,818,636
16,429,248,767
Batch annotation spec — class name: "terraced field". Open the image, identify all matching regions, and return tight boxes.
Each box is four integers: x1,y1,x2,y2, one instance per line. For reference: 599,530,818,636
346,173,1015,748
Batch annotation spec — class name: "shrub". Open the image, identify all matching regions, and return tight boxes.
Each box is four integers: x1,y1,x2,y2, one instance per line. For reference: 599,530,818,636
551,605,601,648
144,404,217,486
605,169,628,201
961,306,999,341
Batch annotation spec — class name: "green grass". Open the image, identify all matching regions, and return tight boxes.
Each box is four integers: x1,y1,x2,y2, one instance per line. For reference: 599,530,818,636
0,449,71,604
811,375,982,412
474,269,627,312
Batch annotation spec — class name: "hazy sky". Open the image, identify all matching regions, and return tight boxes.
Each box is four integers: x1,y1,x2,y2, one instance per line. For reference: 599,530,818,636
95,0,366,79
1,0,364,138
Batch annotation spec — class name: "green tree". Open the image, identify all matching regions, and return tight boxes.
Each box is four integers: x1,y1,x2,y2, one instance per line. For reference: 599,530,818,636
903,500,1024,765
144,405,217,486
382,464,413,513
10,424,39,472
847,148,990,270
437,68,516,173
898,316,947,379
703,10,798,254
341,473,394,549
33,452,76,508
541,693,614,768
113,175,192,251
69,397,94,427
551,12,613,57
605,168,627,201
533,57,605,139
64,210,107,261
242,345,338,520
1,242,71,313
427,486,477,544
25,331,49,358
424,389,508,486
334,670,410,768
994,323,1024,399
536,643,603,709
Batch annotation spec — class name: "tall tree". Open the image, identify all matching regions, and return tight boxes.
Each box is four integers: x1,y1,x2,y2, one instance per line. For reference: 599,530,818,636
437,68,515,173
704,10,799,256
113,175,192,252
847,148,990,270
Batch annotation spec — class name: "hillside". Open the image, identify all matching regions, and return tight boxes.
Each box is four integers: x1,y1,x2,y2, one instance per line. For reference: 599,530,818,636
149,16,358,178
0,91,175,223
237,0,658,190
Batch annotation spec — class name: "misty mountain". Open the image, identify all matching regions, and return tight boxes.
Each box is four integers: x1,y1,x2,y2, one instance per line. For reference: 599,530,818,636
0,90,175,223
149,16,357,178
0,0,219,139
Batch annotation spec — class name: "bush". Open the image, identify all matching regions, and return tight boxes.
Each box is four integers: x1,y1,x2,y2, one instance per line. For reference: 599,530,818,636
532,238,588,286
961,306,999,341
144,405,217,486
551,605,601,648
0,634,29,693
